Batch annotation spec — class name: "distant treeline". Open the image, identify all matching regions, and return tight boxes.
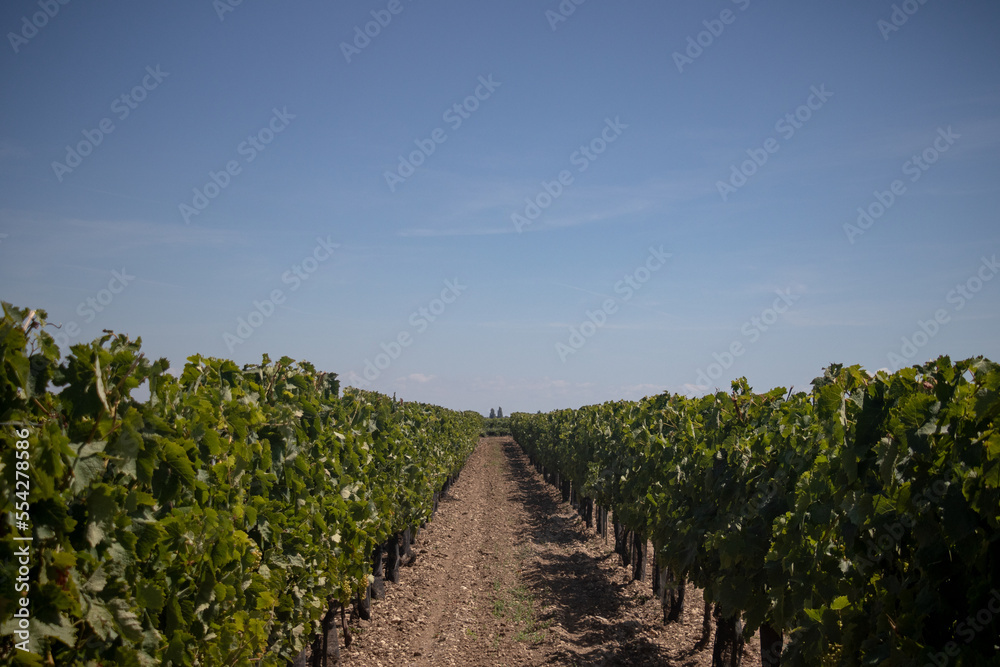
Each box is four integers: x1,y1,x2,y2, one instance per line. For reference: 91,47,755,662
482,416,511,437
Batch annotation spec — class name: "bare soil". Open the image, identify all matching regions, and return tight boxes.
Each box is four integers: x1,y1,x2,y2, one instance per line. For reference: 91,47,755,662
339,437,763,666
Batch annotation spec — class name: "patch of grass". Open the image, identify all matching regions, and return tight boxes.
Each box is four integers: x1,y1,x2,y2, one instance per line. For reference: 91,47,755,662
489,581,550,644
509,585,533,623
514,628,546,643
492,597,508,618
488,448,505,470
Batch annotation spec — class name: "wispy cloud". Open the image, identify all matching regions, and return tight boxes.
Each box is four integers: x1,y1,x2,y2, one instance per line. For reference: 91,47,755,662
398,226,514,238
787,116,1000,177
71,186,171,206
616,383,671,400
394,174,711,237
470,375,595,395
398,373,435,384
61,217,243,247
0,212,244,256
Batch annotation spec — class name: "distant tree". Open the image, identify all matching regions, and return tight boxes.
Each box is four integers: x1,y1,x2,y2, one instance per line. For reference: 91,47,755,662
489,408,496,419
497,407,504,418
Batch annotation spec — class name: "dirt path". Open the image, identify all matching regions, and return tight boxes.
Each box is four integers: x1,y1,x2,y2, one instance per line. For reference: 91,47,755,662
340,437,763,666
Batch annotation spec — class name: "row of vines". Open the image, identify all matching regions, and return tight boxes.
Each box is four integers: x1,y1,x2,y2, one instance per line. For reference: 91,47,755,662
511,357,1000,666
0,303,481,665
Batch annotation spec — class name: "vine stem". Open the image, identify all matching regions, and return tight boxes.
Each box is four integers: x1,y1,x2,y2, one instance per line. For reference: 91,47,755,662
84,351,144,445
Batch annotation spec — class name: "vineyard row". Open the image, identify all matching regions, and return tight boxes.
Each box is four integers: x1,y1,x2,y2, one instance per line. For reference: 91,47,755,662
510,357,999,666
0,302,481,666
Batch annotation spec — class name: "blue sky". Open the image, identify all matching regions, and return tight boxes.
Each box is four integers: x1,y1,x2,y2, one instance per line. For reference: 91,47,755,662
2,1,999,414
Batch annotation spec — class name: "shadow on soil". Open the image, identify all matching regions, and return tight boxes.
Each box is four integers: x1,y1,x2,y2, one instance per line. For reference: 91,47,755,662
500,439,672,666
